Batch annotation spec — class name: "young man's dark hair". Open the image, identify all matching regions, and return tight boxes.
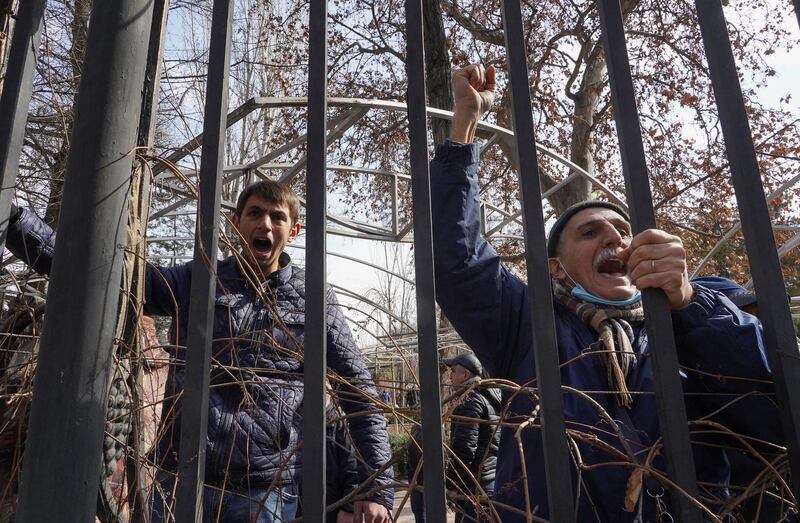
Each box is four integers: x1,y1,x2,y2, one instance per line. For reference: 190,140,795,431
235,179,300,224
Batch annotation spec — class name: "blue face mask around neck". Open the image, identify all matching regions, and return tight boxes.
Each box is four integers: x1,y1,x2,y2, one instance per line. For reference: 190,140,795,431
571,284,642,307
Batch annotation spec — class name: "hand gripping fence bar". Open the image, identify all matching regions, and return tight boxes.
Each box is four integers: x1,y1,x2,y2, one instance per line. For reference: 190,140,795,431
14,0,155,520
595,0,704,520
176,0,234,521
405,1,448,521
303,0,330,520
500,1,578,521
695,0,800,502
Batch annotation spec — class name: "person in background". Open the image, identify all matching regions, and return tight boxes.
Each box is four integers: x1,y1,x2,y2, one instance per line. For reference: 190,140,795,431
380,389,391,406
442,352,501,523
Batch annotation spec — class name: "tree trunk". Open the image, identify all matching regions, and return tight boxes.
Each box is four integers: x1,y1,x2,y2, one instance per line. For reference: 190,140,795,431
45,0,91,227
556,0,641,215
422,0,452,145
559,43,606,215
490,0,642,217
0,0,18,96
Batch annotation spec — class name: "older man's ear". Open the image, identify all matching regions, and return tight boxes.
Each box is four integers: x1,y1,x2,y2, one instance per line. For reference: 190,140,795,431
548,258,565,281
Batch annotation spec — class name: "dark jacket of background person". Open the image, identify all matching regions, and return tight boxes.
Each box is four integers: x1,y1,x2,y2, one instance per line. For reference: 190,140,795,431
429,141,783,522
407,425,425,523
447,381,501,490
325,403,360,522
5,207,394,508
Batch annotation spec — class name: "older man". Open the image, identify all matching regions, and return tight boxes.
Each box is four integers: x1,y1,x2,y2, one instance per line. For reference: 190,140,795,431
430,64,784,521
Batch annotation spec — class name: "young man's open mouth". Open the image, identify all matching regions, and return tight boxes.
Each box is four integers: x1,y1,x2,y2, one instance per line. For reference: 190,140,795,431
251,236,273,259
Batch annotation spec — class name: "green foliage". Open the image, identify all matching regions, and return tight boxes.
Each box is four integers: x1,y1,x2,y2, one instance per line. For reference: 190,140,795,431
389,431,411,479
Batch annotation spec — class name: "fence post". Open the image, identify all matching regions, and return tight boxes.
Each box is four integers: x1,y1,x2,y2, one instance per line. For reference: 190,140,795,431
175,0,234,520
404,1,447,520
695,0,800,501
595,0,703,519
303,0,329,519
500,1,577,520
0,0,46,252
15,0,154,520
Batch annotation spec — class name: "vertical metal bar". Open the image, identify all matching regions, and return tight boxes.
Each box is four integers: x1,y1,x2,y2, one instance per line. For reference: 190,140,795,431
695,0,800,501
127,2,171,521
595,1,703,520
303,0,328,520
404,1,447,521
499,1,576,520
14,0,154,520
175,0,234,520
0,0,46,252
392,175,399,236
137,0,170,149
794,0,800,31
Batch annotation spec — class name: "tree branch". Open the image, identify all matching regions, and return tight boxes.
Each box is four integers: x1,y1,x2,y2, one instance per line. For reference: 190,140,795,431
439,0,504,45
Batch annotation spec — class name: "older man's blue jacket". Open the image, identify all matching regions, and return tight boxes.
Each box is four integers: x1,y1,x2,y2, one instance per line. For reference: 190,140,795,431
430,141,783,521
6,207,394,507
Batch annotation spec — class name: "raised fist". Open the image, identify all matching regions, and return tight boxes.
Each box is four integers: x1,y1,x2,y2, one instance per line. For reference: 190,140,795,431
452,63,496,118
450,64,496,143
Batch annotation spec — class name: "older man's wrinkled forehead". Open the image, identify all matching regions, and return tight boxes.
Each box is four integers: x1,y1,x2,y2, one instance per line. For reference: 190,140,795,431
558,207,632,251
568,207,631,230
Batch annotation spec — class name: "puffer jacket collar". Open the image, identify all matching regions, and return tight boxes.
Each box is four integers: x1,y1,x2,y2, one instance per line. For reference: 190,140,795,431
224,251,294,291
266,252,293,287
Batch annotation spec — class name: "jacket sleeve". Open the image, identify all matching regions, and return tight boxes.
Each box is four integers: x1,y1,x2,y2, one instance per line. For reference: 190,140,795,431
6,206,190,318
430,141,529,378
331,416,360,513
446,393,481,492
325,290,394,509
6,207,57,275
142,261,192,317
672,283,783,444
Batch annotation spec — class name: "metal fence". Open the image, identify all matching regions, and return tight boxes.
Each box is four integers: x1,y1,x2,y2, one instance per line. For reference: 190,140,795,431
0,0,798,521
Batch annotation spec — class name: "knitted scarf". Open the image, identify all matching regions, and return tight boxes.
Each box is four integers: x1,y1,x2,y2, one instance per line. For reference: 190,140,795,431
553,281,645,408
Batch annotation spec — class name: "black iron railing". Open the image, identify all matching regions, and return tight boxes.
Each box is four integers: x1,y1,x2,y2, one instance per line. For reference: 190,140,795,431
0,0,797,521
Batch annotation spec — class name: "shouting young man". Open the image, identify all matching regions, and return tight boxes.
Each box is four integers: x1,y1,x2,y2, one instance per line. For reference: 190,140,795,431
6,179,394,523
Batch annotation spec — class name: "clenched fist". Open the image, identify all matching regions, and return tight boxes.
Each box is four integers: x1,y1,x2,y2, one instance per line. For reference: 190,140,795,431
450,64,496,143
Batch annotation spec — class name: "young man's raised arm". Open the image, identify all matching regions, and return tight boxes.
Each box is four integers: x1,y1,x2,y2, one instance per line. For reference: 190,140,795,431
6,204,187,317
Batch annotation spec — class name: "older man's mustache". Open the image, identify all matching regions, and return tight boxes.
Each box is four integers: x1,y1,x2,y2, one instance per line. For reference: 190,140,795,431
594,247,628,275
